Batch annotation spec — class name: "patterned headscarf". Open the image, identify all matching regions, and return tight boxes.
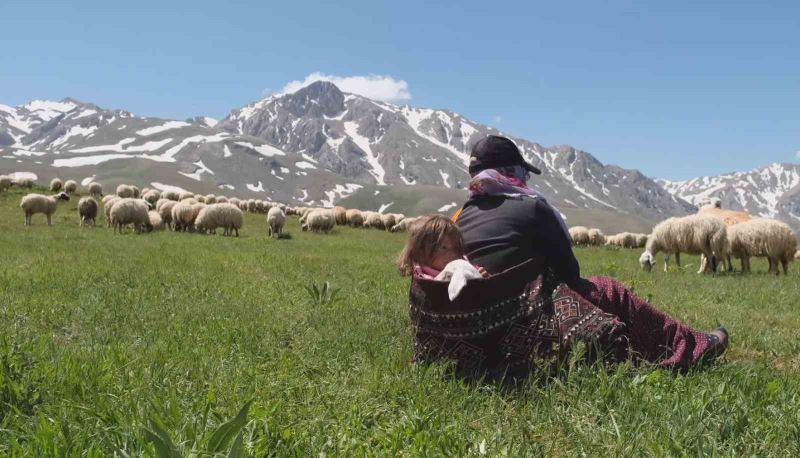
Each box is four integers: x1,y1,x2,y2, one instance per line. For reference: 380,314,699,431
467,165,569,236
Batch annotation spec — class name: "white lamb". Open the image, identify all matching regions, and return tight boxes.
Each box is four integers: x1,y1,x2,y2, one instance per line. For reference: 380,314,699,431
147,210,165,231
639,214,728,274
727,218,797,275
267,207,286,238
88,182,103,197
50,178,63,192
195,203,243,236
569,226,590,246
302,209,335,233
110,198,151,233
77,196,98,227
64,180,78,194
20,192,70,226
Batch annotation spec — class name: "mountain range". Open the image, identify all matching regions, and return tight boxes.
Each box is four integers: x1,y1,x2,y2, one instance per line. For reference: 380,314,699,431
1,81,797,233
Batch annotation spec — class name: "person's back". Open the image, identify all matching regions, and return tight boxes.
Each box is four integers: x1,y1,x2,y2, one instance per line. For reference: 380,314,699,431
456,194,580,285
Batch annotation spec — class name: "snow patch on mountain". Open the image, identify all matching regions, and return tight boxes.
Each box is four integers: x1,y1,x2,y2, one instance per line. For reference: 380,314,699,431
343,121,385,185
136,121,190,136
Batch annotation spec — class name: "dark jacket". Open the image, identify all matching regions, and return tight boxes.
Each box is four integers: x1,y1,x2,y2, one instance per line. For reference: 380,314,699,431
455,195,580,285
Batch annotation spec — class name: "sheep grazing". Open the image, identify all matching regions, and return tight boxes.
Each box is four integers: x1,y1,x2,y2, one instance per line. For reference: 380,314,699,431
50,178,63,192
588,228,605,246
171,201,203,232
205,194,217,205
333,206,347,225
345,209,364,227
0,175,11,192
606,232,637,249
391,217,419,232
110,198,151,233
147,211,165,231
142,190,161,206
302,209,335,233
20,192,70,226
363,212,384,230
380,213,397,231
63,180,78,194
131,186,141,198
14,177,34,188
728,218,797,275
157,200,178,230
116,184,136,198
639,214,728,274
267,207,286,238
569,226,590,246
634,233,648,248
77,196,98,227
228,197,240,207
162,190,179,201
88,182,102,197
103,196,121,227
178,191,194,201
216,196,229,204
195,203,243,236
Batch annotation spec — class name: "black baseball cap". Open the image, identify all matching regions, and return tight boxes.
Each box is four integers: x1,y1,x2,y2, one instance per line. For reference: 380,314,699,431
468,135,542,175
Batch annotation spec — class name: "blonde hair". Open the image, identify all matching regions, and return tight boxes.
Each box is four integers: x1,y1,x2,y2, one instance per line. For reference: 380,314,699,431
396,214,465,276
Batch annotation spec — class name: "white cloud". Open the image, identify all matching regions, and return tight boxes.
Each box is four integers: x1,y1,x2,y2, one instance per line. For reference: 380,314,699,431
279,73,411,102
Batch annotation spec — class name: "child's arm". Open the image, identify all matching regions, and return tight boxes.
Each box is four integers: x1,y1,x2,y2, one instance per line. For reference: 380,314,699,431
477,266,490,278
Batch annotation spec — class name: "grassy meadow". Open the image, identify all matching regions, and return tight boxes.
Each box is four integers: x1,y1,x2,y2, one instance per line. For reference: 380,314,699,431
1,186,799,456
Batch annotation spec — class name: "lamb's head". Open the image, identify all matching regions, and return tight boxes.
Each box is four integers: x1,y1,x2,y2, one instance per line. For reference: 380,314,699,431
639,251,654,272
55,192,70,202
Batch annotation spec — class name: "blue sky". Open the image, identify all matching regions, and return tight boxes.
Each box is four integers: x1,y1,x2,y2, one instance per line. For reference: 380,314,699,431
2,0,798,180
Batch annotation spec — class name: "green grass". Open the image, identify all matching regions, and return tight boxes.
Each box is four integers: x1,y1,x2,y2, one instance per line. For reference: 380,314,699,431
1,186,799,456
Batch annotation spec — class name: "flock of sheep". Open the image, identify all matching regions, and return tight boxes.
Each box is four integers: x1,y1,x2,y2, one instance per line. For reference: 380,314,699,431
3,174,799,275
3,175,419,238
568,197,799,276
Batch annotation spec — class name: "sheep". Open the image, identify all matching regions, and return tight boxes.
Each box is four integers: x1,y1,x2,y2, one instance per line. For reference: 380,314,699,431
156,200,177,230
103,196,121,227
267,207,286,238
110,198,151,233
0,175,11,192
162,190,179,201
391,216,419,232
88,182,103,197
216,196,229,204
20,192,70,226
363,211,384,230
131,186,141,198
333,206,347,225
147,211,165,231
63,180,78,194
588,228,605,246
142,190,161,206
140,187,151,196
178,191,194,201
639,214,728,274
77,196,98,227
205,194,217,205
727,218,797,275
634,233,648,248
14,177,34,188
171,201,203,232
116,184,135,198
606,232,637,249
229,197,240,207
393,214,406,224
796,250,800,261
195,203,243,236
50,178,63,192
301,209,335,233
345,209,364,227
380,213,397,231
569,226,590,246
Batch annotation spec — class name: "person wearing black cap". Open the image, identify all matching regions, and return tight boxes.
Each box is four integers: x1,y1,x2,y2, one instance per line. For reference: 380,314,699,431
452,135,728,371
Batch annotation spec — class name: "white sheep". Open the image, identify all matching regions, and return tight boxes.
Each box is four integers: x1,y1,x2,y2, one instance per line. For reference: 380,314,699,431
639,214,728,274
157,200,177,230
569,226,590,246
205,194,217,205
162,190,179,201
728,218,797,275
588,228,605,246
50,178,63,192
216,196,229,204
0,175,11,192
380,213,397,231
103,195,121,227
171,201,203,232
88,182,103,197
147,210,165,231
391,216,419,232
195,203,243,236
116,184,135,198
20,192,70,226
142,190,161,206
110,198,151,233
345,209,364,227
178,191,195,201
64,180,78,194
77,196,98,227
634,233,648,248
333,206,347,225
14,177,34,188
267,206,286,238
302,209,335,233
363,211,384,230
131,186,141,198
